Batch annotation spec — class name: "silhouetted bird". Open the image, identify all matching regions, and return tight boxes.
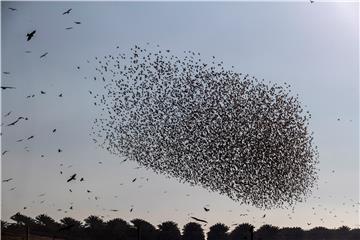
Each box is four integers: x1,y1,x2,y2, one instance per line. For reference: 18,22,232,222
7,117,28,126
58,149,62,153
3,72,10,74
65,27,73,30
40,52,48,58
204,207,210,212
67,174,76,182
53,129,56,133
58,93,63,97
26,30,36,41
27,135,34,140
80,177,84,181
62,9,72,15
132,178,137,182
2,178,13,182
1,86,16,90
191,217,208,224
8,7,17,11
74,21,81,24
4,111,11,117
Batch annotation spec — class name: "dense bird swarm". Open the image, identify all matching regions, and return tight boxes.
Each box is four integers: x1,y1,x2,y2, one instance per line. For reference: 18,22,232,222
87,44,319,209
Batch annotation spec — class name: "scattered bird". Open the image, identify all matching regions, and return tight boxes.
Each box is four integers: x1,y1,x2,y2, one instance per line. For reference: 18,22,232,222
40,52,48,58
62,8,72,15
262,214,266,218
2,178,13,183
191,217,208,224
27,135,34,140
67,174,77,182
53,129,57,133
4,111,11,117
132,178,137,182
8,7,17,11
204,207,210,212
80,177,84,181
26,30,36,41
58,149,62,153
7,117,28,126
3,72,10,74
9,187,16,191
65,27,73,30
1,86,16,90
58,93,63,97
74,21,81,24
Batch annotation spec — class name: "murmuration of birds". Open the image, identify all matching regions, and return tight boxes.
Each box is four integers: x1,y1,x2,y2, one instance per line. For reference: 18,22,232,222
85,44,319,209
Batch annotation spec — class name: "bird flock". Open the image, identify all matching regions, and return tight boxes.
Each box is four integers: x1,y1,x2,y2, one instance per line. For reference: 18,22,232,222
86,44,319,209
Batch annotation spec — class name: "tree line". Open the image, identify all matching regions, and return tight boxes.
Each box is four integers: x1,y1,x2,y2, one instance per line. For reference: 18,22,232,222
1,212,359,240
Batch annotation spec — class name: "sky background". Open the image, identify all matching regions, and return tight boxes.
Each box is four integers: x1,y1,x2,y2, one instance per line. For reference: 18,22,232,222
1,1,359,231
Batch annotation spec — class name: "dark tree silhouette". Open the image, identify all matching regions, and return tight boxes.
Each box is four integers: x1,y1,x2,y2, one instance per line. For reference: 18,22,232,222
255,224,279,240
230,223,254,240
10,212,36,227
158,221,181,240
207,223,229,240
278,227,304,240
131,218,157,240
35,214,60,231
84,215,106,240
182,222,205,240
106,218,132,240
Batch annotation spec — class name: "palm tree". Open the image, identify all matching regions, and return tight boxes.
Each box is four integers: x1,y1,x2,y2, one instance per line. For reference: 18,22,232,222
182,222,205,240
255,224,279,240
207,223,229,240
158,221,181,240
229,223,254,240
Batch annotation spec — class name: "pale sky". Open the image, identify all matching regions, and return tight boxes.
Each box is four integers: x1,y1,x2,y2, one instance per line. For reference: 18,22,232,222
1,1,359,230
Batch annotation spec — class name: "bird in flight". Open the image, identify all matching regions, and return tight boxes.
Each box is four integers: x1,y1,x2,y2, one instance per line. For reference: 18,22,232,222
3,72,10,74
74,21,81,24
7,117,28,126
40,90,46,94
2,178,13,183
1,86,16,90
58,93,63,97
9,7,17,11
4,111,11,117
132,178,137,182
191,217,208,224
26,30,36,41
27,135,34,140
204,207,210,212
67,174,77,182
62,8,72,15
40,52,48,58
65,27,73,30
2,150,9,156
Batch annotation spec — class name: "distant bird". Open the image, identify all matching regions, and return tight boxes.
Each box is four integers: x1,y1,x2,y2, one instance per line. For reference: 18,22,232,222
80,177,84,181
67,174,76,182
26,30,36,41
58,93,63,97
69,189,72,192
7,117,28,126
191,217,208,224
70,206,73,209
4,111,11,117
74,21,81,24
25,50,32,53
9,187,16,191
132,178,137,182
1,86,16,90
262,214,266,218
40,52,48,58
65,27,73,30
204,207,210,212
53,129,57,133
3,72,10,74
310,0,314,3
62,8,72,15
239,214,248,216
130,208,133,212
87,190,91,193
8,7,17,11
110,209,118,212
27,135,34,140
60,171,63,174
307,222,311,226
2,178,13,182
58,149,62,153
337,118,340,121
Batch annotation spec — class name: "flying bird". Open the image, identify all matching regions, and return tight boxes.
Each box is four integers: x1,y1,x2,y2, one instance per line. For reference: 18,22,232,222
58,93,63,97
4,111,11,117
1,86,16,90
7,117,28,126
40,52,48,58
62,8,72,15
8,7,17,11
74,21,81,24
26,30,36,41
191,217,208,224
67,174,76,182
132,178,137,182
53,129,57,133
27,135,34,140
65,27,73,30
204,207,210,212
3,72,10,74
2,178,13,183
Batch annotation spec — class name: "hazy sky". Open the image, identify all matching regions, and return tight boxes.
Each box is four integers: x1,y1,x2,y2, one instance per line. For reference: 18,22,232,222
1,1,359,230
